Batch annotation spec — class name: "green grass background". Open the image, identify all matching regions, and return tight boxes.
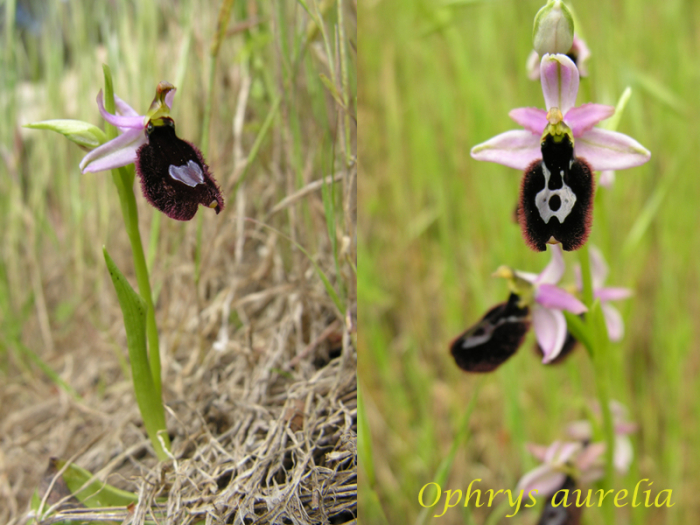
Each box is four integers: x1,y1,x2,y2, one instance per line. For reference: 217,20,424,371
359,0,699,523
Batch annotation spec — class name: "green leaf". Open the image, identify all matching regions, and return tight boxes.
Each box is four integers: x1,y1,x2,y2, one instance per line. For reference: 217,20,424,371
24,119,107,149
52,459,139,507
103,247,170,461
602,86,632,131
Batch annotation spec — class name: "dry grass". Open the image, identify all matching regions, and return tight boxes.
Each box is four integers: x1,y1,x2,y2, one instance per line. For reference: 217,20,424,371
2,214,357,524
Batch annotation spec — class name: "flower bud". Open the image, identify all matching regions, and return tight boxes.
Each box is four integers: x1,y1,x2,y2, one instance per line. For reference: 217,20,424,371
532,0,575,56
24,119,107,150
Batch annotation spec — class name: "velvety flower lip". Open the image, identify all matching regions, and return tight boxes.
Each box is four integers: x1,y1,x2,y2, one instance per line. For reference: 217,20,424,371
449,293,531,373
471,54,651,172
135,117,225,221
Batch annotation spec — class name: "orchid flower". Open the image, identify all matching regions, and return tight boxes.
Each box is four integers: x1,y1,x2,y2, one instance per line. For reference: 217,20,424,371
526,34,591,80
471,54,650,172
516,402,635,522
567,400,637,474
516,440,605,498
471,54,650,251
576,246,632,341
80,82,224,221
505,244,587,363
450,245,586,372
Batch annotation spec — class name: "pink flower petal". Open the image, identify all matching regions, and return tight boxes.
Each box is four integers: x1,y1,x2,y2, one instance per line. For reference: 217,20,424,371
555,441,582,463
576,442,606,471
526,50,541,81
602,303,625,342
596,287,633,302
509,107,548,134
470,130,541,170
516,464,566,498
571,35,591,77
533,306,568,363
536,284,587,314
165,88,176,110
536,244,565,285
614,435,633,474
588,245,609,289
564,103,615,136
574,128,651,171
543,441,560,463
97,90,145,130
615,422,638,435
540,53,579,115
114,95,140,117
514,270,540,284
579,466,605,485
526,443,550,462
566,420,593,441
79,128,146,173
599,170,616,187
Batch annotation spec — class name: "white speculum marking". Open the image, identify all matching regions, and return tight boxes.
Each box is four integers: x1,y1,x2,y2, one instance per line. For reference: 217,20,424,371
461,316,523,349
535,163,576,224
169,160,205,187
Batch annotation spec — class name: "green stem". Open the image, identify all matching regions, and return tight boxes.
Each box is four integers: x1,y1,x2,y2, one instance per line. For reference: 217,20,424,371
103,65,162,400
578,243,594,307
111,169,163,399
592,304,616,491
579,244,616,523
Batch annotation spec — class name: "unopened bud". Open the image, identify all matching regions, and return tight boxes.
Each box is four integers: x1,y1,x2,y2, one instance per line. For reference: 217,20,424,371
24,119,107,150
533,0,575,56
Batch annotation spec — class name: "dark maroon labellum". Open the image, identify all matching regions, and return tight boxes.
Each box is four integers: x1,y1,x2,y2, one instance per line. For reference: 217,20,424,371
518,133,594,251
450,293,530,373
135,118,225,221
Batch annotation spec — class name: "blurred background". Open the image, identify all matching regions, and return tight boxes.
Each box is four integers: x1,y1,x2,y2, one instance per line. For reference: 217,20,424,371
359,0,698,523
1,0,356,522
